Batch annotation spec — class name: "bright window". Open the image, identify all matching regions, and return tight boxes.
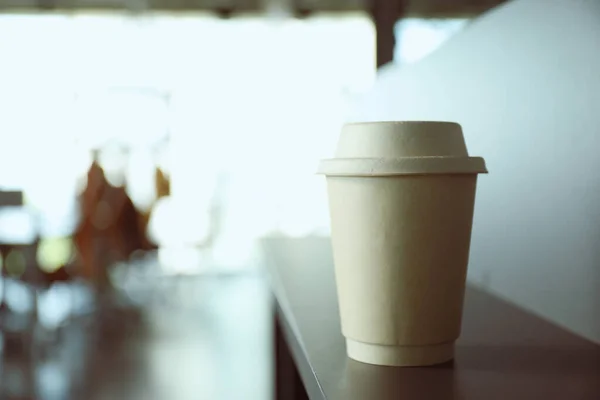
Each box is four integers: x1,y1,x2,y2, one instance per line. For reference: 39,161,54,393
0,12,376,270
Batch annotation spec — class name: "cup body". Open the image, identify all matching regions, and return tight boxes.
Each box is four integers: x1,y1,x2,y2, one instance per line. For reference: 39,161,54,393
327,173,478,366
318,121,486,366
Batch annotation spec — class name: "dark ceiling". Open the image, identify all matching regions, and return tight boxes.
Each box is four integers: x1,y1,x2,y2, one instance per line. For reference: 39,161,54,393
0,0,507,17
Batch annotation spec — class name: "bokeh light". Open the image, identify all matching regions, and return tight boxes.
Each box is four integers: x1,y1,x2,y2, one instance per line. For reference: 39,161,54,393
37,237,74,273
5,249,27,277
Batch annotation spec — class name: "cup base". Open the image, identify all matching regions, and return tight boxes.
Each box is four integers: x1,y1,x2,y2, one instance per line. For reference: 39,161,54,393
346,339,454,367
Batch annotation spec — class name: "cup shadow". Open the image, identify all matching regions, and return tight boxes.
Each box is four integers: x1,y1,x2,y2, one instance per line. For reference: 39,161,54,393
338,358,462,400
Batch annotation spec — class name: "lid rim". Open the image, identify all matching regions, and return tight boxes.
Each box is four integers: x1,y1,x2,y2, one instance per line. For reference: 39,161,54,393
317,157,487,177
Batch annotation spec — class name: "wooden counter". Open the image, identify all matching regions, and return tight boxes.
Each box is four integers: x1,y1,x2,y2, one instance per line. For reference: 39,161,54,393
263,236,600,400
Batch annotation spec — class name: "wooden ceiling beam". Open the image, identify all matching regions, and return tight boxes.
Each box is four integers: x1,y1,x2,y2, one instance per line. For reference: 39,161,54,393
371,0,406,68
0,0,504,17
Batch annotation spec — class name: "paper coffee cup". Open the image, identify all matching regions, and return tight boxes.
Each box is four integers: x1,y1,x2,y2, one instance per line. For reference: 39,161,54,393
317,121,487,367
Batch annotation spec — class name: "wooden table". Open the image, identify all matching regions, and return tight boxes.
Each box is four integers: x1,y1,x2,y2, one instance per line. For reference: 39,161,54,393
262,236,600,400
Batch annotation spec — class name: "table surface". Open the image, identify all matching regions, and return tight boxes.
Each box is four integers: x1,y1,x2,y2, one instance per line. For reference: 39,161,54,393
262,236,600,400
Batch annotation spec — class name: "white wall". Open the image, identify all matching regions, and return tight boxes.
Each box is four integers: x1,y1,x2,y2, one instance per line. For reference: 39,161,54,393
350,0,600,343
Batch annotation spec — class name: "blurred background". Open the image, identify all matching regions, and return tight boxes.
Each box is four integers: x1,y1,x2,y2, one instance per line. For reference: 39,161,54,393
0,0,505,399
